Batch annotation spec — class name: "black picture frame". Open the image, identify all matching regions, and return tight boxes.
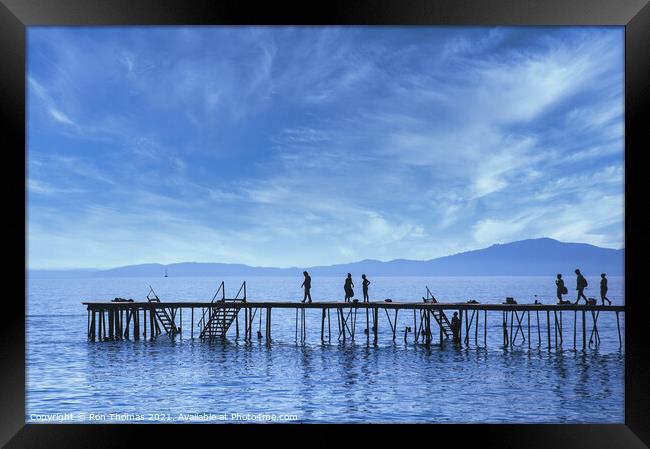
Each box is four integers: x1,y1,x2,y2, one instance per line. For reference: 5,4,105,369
1,0,648,447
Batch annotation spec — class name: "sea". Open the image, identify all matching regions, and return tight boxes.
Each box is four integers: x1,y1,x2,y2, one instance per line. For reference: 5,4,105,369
26,276,624,424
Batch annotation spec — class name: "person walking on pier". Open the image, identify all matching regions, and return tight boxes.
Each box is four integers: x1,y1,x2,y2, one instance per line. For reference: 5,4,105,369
301,271,312,303
344,273,355,303
574,269,588,304
600,273,611,305
555,274,568,303
361,274,371,302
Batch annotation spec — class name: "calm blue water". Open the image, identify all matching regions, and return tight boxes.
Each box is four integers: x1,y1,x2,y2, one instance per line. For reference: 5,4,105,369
26,276,624,423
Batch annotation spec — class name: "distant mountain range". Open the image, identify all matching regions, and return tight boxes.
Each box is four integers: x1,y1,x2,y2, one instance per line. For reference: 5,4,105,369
29,238,624,278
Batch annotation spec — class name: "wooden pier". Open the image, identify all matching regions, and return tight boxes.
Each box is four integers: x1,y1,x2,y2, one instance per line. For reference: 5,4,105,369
83,291,624,350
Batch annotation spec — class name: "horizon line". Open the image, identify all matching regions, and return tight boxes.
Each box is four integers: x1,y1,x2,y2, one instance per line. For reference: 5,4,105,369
28,237,625,272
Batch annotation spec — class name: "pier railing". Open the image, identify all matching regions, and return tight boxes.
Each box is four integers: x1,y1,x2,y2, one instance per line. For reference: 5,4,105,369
197,281,247,339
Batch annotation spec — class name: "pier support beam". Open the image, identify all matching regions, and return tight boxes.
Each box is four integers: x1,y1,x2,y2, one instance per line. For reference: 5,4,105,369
616,311,621,348
373,308,378,345
582,310,586,350
484,310,487,346
546,310,551,350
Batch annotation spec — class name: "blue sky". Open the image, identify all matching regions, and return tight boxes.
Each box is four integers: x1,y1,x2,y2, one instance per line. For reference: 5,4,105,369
27,26,624,269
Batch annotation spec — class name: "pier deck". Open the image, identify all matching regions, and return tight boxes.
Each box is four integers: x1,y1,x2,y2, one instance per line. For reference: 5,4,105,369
83,299,624,350
83,300,624,311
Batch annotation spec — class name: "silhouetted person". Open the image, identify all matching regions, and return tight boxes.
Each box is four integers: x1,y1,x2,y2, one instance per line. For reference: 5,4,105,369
600,273,611,305
574,269,588,304
361,274,371,302
451,312,460,343
344,273,355,303
301,271,312,303
555,274,566,303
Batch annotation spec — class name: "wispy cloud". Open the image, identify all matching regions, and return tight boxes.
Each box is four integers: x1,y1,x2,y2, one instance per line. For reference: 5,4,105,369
26,26,624,268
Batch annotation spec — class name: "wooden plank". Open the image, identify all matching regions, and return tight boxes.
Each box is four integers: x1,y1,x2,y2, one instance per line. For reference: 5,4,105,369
81,301,625,312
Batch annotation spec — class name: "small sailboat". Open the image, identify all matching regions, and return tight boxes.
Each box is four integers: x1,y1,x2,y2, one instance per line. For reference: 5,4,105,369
164,268,168,278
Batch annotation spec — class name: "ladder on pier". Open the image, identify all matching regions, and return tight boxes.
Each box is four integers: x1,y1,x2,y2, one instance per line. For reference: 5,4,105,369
424,286,454,338
198,281,246,339
147,286,180,334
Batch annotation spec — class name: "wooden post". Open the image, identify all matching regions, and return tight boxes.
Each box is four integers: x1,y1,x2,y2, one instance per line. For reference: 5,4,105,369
616,311,621,348
546,310,551,350
475,310,478,345
235,308,239,339
536,311,540,346
458,309,463,344
116,309,121,340
366,306,370,346
90,310,96,341
249,307,254,341
134,308,139,341
113,309,117,341
328,308,331,343
510,311,515,346
373,307,378,345
321,308,326,342
143,308,147,339
582,310,586,350
119,308,123,340
191,307,194,339
267,307,271,341
527,311,530,349
150,308,155,340
554,311,558,347
484,310,487,346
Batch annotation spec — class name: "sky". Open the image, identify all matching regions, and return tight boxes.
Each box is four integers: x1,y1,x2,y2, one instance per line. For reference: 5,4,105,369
27,26,625,269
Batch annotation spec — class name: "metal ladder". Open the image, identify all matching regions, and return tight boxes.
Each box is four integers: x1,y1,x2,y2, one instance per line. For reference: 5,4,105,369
198,281,246,339
147,286,180,335
424,286,453,338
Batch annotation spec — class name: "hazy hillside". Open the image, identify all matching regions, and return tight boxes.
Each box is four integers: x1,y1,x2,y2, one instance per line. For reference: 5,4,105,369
29,238,624,278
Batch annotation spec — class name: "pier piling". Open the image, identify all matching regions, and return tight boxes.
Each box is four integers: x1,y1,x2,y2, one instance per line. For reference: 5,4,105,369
83,301,624,350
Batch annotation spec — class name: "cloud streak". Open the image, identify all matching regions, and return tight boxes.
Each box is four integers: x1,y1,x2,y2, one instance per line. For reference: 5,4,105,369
26,26,624,268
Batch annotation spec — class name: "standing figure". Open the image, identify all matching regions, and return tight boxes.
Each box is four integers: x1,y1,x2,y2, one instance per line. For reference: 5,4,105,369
344,273,355,303
555,274,566,304
451,312,460,343
600,273,611,305
361,274,371,302
574,269,588,304
301,271,312,303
